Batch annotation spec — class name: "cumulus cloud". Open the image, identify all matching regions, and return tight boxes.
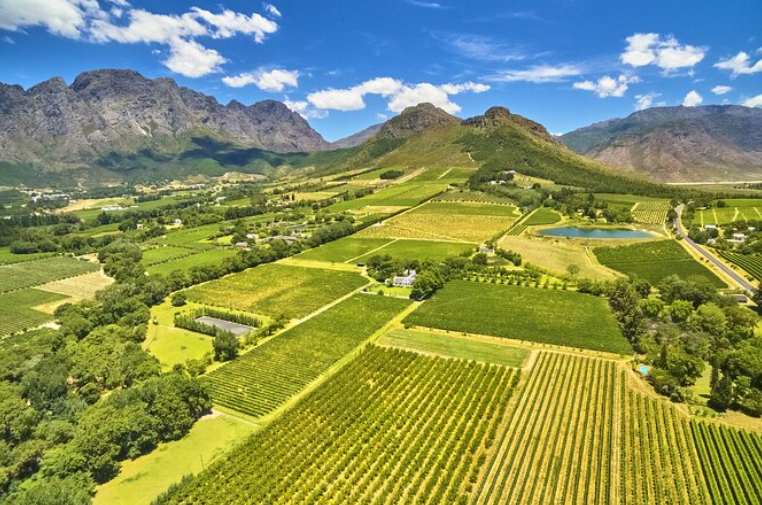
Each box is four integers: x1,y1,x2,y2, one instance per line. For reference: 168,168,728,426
283,99,327,119
714,52,762,77
263,3,281,18
0,0,280,78
223,68,299,91
621,33,706,71
489,64,581,83
634,92,664,111
573,75,639,98
742,94,762,108
711,85,732,95
306,78,489,114
682,90,703,107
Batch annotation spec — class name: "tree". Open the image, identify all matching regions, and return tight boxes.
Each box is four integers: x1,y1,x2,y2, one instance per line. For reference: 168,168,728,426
171,292,187,307
607,279,646,345
567,264,580,276
213,332,239,362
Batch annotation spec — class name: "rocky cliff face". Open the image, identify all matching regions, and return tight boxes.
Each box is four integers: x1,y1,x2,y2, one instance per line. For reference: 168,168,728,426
377,103,462,140
0,69,328,168
561,105,762,182
464,106,557,143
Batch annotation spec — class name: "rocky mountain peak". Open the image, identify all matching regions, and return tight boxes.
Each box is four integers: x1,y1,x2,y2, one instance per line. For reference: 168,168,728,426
464,106,555,143
378,103,461,139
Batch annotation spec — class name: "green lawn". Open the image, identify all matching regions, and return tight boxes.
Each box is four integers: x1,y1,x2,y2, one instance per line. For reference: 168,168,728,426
146,249,237,276
355,239,474,262
377,328,529,367
94,413,257,505
185,263,368,319
404,280,630,354
296,237,392,263
594,240,725,286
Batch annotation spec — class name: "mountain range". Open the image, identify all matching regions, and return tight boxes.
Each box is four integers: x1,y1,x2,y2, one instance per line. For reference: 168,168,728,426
561,105,762,183
1,69,761,187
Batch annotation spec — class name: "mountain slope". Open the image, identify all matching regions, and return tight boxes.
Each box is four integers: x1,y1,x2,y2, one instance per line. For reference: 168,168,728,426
561,105,762,182
0,69,328,171
330,123,383,149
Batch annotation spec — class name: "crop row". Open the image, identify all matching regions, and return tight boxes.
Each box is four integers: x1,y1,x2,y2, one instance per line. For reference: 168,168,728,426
0,256,99,293
632,201,670,224
0,289,67,337
718,251,762,282
205,294,410,418
167,346,520,504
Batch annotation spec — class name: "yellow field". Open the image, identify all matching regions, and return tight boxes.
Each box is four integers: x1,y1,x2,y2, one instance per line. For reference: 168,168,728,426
499,235,618,281
358,213,517,243
36,271,114,300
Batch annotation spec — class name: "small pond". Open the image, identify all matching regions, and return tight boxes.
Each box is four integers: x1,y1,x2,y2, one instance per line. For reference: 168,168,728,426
538,227,655,239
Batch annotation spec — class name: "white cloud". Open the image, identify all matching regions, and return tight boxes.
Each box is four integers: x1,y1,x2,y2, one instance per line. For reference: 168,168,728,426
621,33,706,71
263,3,281,18
634,92,664,111
711,85,732,95
682,90,703,107
223,68,299,91
283,99,326,119
376,113,389,121
714,52,762,77
490,64,582,83
164,39,226,78
2,34,14,44
0,1,279,78
405,0,446,8
573,75,639,98
434,33,527,63
742,94,762,108
306,78,489,114
283,99,307,112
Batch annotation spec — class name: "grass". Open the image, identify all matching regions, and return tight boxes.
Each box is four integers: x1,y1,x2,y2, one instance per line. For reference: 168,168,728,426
206,294,411,417
0,247,54,265
498,235,617,281
295,237,392,263
0,256,99,293
404,280,631,354
377,328,529,367
146,249,238,276
594,240,726,286
523,207,562,226
354,239,474,262
142,246,194,265
185,263,367,319
93,413,257,505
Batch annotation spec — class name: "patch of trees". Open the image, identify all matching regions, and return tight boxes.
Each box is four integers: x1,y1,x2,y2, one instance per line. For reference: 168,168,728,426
379,169,404,180
495,248,522,266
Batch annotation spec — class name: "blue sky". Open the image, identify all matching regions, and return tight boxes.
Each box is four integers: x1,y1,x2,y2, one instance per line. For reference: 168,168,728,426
0,0,761,141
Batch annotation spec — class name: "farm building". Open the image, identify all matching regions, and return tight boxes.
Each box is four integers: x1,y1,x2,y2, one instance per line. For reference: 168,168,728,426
101,205,123,212
704,224,717,230
479,244,495,254
392,270,417,287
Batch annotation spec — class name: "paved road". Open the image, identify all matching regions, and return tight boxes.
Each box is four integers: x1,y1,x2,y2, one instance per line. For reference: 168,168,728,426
674,205,755,293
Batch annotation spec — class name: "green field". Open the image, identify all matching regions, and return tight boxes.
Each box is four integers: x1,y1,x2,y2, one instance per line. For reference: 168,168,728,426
146,249,238,276
405,280,630,353
142,246,194,265
328,171,449,212
0,248,54,265
163,346,520,504
185,263,367,319
377,328,529,367
719,251,762,281
523,207,562,226
295,237,392,263
0,256,99,293
206,295,411,417
0,289,68,336
154,224,223,249
594,240,725,286
94,413,257,505
355,239,474,262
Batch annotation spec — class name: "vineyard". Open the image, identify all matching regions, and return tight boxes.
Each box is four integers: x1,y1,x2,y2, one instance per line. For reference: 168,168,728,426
0,289,67,336
718,251,762,281
353,239,474,263
167,346,521,504
206,295,410,418
631,200,671,224
36,271,114,300
296,237,392,263
522,207,562,226
595,240,725,286
0,256,99,293
146,248,237,276
358,213,518,243
185,263,367,319
404,280,630,354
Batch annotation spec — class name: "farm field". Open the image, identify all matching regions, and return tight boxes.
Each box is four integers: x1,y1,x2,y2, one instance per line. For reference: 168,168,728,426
499,235,617,281
433,190,516,205
522,207,562,226
206,295,411,418
328,179,448,212
153,223,223,249
404,280,631,354
595,240,726,286
94,413,257,505
164,346,520,504
0,289,67,336
0,256,99,293
377,328,529,367
695,200,762,226
185,263,367,319
0,247,54,265
595,194,671,224
409,201,520,217
295,237,392,263
142,246,195,265
36,271,114,300
718,251,762,281
354,239,474,262
358,212,518,243
146,249,237,276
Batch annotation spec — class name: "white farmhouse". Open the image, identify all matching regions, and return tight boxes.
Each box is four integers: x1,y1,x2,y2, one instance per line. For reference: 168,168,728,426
392,270,417,287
